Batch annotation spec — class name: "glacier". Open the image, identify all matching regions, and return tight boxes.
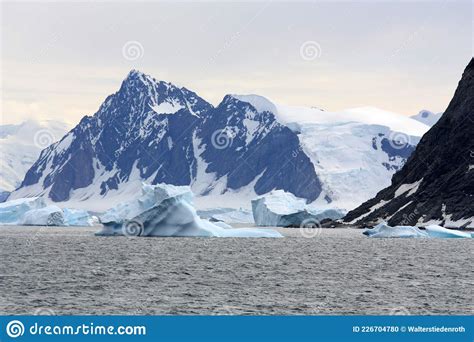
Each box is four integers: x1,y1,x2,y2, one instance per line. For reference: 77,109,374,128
234,96,429,211
0,119,69,193
410,110,442,127
364,222,472,238
251,190,345,227
97,183,282,238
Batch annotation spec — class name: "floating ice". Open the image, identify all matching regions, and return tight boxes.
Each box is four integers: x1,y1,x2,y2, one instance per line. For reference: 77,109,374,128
0,197,94,226
210,221,233,229
364,222,472,238
99,183,191,225
203,208,255,224
424,225,471,238
63,208,95,226
252,190,345,227
0,197,47,225
97,183,282,238
20,205,65,226
363,222,428,238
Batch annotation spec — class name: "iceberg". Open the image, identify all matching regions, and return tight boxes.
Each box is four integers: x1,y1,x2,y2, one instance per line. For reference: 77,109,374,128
99,183,191,225
63,208,95,226
0,197,47,225
197,208,233,219
197,208,254,224
251,190,345,227
424,225,471,238
97,183,282,238
19,205,65,226
206,208,254,224
364,222,472,238
210,221,234,229
363,222,428,238
0,197,95,226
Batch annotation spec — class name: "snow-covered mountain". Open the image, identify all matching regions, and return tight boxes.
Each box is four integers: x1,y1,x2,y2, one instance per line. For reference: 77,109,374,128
411,110,442,126
10,71,319,211
9,70,431,212
0,120,69,194
232,95,430,210
344,58,473,228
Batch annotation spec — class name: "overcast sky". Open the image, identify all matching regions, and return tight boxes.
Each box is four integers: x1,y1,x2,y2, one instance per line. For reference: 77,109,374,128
1,0,472,125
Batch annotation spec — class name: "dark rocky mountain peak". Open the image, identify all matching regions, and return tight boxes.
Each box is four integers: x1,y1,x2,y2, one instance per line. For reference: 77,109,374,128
344,58,474,228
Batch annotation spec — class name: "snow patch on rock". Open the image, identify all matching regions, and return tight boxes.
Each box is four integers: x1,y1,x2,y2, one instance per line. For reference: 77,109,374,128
149,99,184,115
394,179,423,198
231,94,278,114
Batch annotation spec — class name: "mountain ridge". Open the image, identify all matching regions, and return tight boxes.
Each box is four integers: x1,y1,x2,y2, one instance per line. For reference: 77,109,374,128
9,70,431,212
11,70,322,208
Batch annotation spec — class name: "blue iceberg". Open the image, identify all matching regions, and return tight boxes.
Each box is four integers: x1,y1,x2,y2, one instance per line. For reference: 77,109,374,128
0,197,47,225
97,183,282,238
0,197,95,226
252,190,345,227
364,222,472,239
425,225,471,238
20,205,65,226
363,222,428,238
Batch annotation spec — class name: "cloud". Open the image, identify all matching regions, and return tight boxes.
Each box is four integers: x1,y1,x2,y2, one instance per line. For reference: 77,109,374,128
1,1,471,125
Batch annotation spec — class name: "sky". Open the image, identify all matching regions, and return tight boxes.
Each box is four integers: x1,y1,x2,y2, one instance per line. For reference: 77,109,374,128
1,0,472,126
